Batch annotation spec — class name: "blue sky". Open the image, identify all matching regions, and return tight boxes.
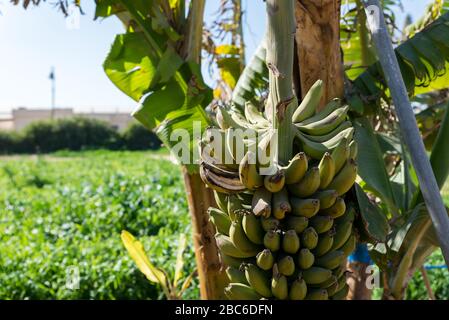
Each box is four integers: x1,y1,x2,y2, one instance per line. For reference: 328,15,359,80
0,0,430,114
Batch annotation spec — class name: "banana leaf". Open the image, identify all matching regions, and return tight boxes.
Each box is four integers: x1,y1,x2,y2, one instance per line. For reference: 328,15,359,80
231,40,268,109
354,118,398,213
99,0,212,172
348,12,449,114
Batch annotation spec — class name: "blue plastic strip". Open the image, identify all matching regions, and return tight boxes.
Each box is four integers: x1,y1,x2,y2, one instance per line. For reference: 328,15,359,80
424,265,448,270
348,243,372,265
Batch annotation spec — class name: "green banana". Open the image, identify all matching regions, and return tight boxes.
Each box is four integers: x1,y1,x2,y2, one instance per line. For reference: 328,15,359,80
337,273,348,289
318,153,336,190
256,249,275,271
263,230,281,252
226,266,248,284
327,159,357,196
237,192,253,205
301,227,319,250
282,230,300,254
213,191,228,213
239,151,263,190
292,79,323,123
297,248,315,269
331,137,350,174
230,216,262,254
271,271,288,300
243,263,272,298
315,250,345,269
272,188,291,220
208,207,232,235
314,190,338,210
264,170,285,193
224,283,262,300
296,132,345,160
302,267,332,285
261,217,280,232
290,198,320,218
257,131,273,165
277,255,295,276
332,265,345,279
225,128,241,163
297,98,341,127
300,121,352,143
221,253,246,269
242,213,265,245
331,221,353,251
245,101,270,126
313,230,334,257
349,140,358,160
340,234,357,257
310,215,334,234
286,216,309,234
320,197,346,218
284,152,308,184
330,283,349,300
200,163,245,194
288,167,320,198
252,187,272,218
336,205,356,225
317,274,338,289
296,105,349,136
305,289,329,300
231,111,255,130
228,194,244,221
216,234,259,258
289,278,307,300
326,280,340,296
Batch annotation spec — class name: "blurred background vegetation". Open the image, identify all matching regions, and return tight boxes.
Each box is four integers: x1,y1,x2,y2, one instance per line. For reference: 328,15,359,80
0,119,161,154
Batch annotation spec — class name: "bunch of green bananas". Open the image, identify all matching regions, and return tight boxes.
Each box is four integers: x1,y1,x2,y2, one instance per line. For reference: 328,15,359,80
200,80,358,300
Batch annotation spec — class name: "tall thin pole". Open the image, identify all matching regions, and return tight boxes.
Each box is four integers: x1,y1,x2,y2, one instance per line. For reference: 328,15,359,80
49,67,55,119
362,0,449,266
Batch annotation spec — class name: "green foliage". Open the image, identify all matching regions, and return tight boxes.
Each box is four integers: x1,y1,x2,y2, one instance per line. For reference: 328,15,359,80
406,250,449,300
0,119,162,154
0,130,23,154
0,151,197,299
22,117,121,153
122,123,161,150
349,12,449,114
231,41,268,109
99,0,212,173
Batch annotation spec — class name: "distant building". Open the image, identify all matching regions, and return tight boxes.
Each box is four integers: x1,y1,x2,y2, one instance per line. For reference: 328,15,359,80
0,107,135,131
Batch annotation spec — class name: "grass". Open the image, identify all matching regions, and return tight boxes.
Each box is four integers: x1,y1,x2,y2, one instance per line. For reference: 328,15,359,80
0,150,197,299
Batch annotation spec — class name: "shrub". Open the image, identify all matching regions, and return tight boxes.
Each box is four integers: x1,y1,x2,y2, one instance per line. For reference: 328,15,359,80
22,117,121,153
0,130,20,154
122,123,161,150
0,118,164,154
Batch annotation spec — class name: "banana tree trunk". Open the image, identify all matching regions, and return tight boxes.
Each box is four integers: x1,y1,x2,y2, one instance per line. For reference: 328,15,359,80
294,0,344,108
294,0,371,300
182,169,228,299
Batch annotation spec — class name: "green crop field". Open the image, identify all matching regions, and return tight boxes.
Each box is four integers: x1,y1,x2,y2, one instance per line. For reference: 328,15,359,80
1,150,448,300
0,150,198,299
